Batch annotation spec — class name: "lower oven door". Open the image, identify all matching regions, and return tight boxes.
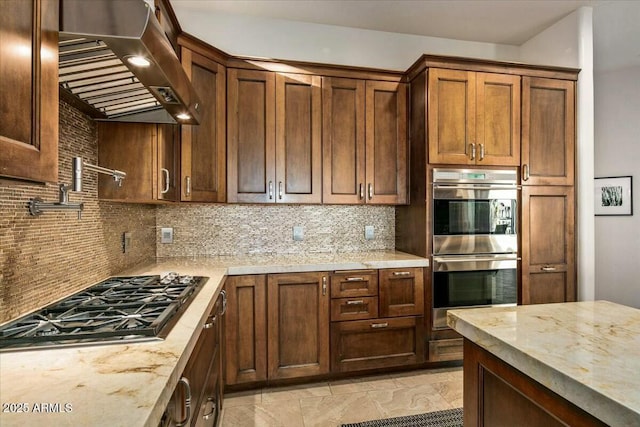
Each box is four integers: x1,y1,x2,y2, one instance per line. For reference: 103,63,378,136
432,254,518,329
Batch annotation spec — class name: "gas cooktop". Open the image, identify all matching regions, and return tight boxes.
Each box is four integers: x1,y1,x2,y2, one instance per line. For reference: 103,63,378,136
0,273,208,352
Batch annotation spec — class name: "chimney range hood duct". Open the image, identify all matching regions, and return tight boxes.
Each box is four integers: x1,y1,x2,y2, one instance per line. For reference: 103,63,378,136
59,0,200,124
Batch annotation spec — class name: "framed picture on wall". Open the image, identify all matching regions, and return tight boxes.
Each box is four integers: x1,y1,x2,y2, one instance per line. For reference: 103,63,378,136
594,176,633,216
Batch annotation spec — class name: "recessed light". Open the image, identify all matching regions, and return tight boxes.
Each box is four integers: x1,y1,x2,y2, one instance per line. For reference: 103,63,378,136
176,113,191,121
126,56,151,67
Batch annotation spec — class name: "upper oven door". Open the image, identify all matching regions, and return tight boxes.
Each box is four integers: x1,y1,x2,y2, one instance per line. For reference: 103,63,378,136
433,184,518,255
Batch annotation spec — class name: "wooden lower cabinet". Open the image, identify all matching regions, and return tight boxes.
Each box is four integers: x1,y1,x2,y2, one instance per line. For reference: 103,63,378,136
379,268,424,317
463,339,606,427
224,275,267,385
331,317,424,372
267,272,330,379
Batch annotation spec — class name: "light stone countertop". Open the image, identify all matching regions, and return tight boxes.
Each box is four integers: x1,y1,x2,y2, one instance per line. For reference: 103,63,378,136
447,301,640,426
0,250,427,427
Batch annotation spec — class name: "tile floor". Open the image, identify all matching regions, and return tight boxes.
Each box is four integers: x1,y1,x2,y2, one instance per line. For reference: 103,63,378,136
221,367,463,426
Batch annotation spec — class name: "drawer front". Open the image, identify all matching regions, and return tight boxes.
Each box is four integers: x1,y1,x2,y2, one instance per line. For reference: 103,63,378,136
379,267,424,317
331,316,424,372
331,297,378,322
331,270,378,298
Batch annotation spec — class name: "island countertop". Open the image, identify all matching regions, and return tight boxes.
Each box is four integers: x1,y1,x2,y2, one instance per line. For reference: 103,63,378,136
447,301,640,426
0,250,427,427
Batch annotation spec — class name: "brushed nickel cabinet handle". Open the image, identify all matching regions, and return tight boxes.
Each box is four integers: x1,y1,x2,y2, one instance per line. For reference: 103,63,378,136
278,181,283,200
175,377,192,426
322,276,327,296
469,143,476,160
268,181,273,200
161,168,170,194
202,397,216,421
359,183,364,199
220,289,227,315
368,183,373,200
345,277,365,282
371,322,389,329
523,164,530,181
479,143,485,160
346,300,365,305
185,176,191,197
541,266,557,272
203,315,217,329
393,271,411,276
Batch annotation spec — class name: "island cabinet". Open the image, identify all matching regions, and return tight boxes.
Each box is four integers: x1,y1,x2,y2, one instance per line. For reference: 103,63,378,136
322,77,408,204
0,0,59,183
521,77,575,186
427,68,520,166
521,186,576,304
224,272,329,385
330,268,425,373
180,47,226,202
227,69,322,204
97,122,180,203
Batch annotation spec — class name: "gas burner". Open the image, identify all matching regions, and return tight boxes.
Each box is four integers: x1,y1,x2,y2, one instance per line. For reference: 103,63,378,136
0,274,208,351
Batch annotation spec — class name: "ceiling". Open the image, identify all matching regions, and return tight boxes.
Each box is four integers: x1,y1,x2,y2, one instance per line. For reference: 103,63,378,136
170,0,600,45
170,0,640,72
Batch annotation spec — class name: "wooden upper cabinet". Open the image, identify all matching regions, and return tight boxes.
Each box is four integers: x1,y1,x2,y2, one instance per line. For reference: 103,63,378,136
267,272,330,379
227,69,276,203
0,0,58,183
428,68,520,166
275,73,322,203
97,122,179,203
322,77,366,204
521,186,576,305
181,49,226,202
521,77,575,186
323,77,408,204
366,81,408,204
228,70,322,203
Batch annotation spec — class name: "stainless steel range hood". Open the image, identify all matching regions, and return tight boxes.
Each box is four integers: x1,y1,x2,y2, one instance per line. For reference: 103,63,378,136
59,0,200,124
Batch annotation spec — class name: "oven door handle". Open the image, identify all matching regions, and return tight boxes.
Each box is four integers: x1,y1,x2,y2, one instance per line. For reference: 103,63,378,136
433,184,521,191
433,255,520,263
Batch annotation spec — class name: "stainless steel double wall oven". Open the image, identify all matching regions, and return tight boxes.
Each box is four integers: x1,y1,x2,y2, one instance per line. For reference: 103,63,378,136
431,168,519,329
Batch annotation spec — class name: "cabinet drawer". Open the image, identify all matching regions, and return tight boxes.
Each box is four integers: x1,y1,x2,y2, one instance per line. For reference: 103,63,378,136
379,268,424,317
331,297,378,322
331,270,378,298
331,316,424,373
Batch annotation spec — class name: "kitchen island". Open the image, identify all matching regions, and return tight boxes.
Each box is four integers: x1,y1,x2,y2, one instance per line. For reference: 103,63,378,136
0,250,427,427
447,301,640,426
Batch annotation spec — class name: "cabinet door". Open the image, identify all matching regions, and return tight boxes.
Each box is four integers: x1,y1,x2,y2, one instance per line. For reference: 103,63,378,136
365,81,408,204
97,122,155,202
322,77,366,204
476,73,520,166
181,49,226,202
331,316,424,372
0,0,58,183
267,272,330,379
521,77,575,186
275,73,322,203
158,124,180,202
379,268,424,317
227,69,276,203
428,68,476,165
521,186,576,304
225,275,267,385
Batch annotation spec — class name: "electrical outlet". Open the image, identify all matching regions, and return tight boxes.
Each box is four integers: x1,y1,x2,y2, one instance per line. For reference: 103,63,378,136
160,227,173,244
365,225,374,240
122,232,131,253
293,226,304,241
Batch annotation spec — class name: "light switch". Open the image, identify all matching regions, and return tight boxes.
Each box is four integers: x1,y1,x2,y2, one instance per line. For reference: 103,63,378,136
293,226,304,241
161,227,173,244
365,225,374,240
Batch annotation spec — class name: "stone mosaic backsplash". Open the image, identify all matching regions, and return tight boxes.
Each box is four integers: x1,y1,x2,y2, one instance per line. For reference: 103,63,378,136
156,203,395,257
0,102,156,323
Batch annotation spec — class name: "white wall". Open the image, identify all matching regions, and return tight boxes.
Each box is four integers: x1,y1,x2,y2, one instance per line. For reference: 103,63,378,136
516,8,596,302
593,67,640,308
171,9,520,70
